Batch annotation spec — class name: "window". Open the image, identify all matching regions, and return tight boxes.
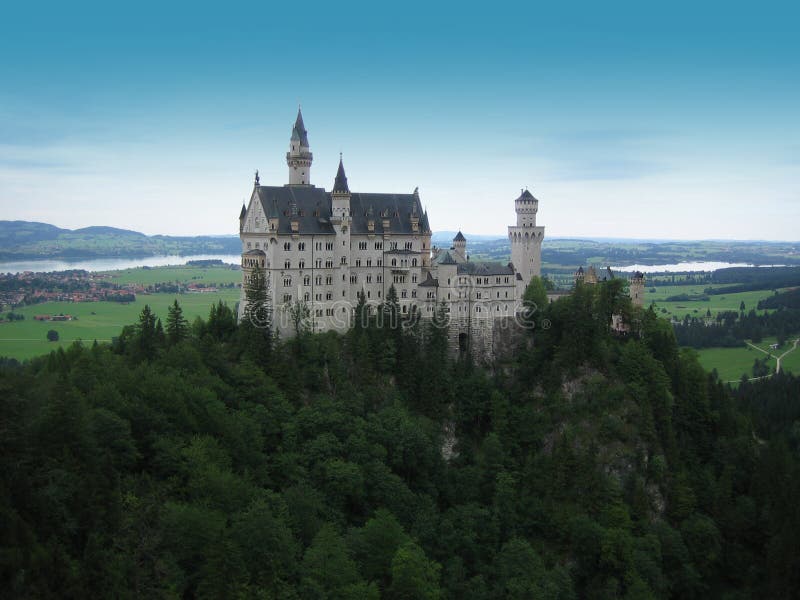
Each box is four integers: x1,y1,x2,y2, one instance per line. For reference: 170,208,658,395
298,242,306,251
326,292,332,300
283,277,292,287
350,274,358,284
401,289,407,298
283,294,292,302
326,308,334,316
391,259,397,267
299,260,305,269
390,242,398,250
304,292,310,301
375,242,383,250
377,274,383,283
366,275,372,283
326,242,334,251
377,259,382,267
315,275,322,285
247,242,252,249
358,241,367,250
412,275,417,283
355,259,361,267
325,275,332,285
283,242,291,251
477,292,482,299
315,293,322,301
412,258,417,267
341,256,347,265
316,242,322,251
366,258,372,267
325,260,333,268
316,309,323,317
304,276,310,286
255,242,259,248
316,259,322,268
405,241,412,250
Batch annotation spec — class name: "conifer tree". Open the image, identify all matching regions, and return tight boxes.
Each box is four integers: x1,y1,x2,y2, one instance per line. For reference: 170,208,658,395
166,299,189,345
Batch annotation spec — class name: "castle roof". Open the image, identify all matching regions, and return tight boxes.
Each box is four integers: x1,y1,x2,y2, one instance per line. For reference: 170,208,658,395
516,188,537,201
456,261,514,276
333,157,350,193
418,272,438,287
253,185,431,236
434,251,458,265
453,231,466,242
291,108,310,146
239,204,246,220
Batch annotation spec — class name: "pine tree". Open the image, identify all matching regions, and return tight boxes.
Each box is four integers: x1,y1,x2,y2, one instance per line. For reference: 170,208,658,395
166,299,189,345
244,263,272,331
135,305,158,359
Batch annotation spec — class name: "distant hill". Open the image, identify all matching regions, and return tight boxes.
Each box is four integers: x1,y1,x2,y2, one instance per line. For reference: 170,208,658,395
0,221,240,260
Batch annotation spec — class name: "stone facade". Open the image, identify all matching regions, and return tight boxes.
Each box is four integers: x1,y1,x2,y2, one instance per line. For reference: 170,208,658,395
238,109,545,359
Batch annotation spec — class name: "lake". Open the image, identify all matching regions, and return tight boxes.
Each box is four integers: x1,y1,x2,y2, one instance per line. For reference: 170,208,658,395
611,261,780,273
0,254,242,274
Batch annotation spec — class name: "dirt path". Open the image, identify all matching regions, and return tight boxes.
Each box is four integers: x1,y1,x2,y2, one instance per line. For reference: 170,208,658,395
776,338,800,374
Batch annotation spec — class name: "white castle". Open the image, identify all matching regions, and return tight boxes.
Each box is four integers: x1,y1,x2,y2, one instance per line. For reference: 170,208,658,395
237,109,556,356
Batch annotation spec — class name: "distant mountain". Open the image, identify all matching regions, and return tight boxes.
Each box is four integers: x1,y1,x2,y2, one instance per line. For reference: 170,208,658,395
0,221,240,260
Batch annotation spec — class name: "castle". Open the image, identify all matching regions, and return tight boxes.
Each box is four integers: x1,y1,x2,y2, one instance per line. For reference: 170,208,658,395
238,109,640,358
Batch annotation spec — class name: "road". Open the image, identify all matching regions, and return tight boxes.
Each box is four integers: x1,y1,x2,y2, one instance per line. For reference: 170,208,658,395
743,338,800,376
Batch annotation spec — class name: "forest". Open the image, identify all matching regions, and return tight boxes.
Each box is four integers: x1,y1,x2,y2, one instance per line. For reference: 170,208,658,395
1,278,799,599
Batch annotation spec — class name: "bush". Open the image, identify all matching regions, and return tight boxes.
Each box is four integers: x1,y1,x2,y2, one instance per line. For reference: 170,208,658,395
46,329,59,342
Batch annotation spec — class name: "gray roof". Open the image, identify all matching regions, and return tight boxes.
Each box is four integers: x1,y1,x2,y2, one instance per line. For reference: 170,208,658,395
254,185,432,236
291,109,310,147
457,261,515,276
516,189,537,201
333,157,349,193
453,231,466,242
239,204,246,219
419,272,438,287
256,186,336,235
349,192,430,235
434,251,458,265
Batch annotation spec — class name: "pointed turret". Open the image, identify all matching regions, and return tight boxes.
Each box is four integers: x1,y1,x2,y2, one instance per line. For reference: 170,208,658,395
291,108,310,147
286,107,313,185
333,155,350,193
239,203,246,232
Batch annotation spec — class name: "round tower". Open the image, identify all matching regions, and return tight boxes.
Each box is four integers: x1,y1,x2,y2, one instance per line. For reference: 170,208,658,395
286,108,313,185
508,188,545,296
452,231,467,262
629,271,645,308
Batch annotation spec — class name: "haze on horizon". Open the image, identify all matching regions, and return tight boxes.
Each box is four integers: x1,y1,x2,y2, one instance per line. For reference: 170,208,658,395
0,1,798,241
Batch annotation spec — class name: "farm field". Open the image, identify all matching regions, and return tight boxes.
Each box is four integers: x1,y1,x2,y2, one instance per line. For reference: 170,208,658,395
99,264,241,286
696,336,800,383
0,288,240,360
645,285,779,321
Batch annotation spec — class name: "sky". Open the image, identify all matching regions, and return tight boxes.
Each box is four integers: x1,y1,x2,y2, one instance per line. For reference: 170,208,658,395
0,0,798,240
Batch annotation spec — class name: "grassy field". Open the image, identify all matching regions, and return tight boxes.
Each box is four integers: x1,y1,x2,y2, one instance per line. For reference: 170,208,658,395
695,336,800,383
645,285,777,321
100,264,241,286
0,265,242,360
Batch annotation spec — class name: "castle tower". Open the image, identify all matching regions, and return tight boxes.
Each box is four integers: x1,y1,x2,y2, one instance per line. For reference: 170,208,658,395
629,271,645,308
331,156,351,322
452,231,467,262
286,108,313,185
508,188,545,296
331,155,351,222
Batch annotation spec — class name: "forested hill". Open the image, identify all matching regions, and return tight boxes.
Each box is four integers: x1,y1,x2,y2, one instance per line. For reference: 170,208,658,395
0,221,240,259
1,281,799,598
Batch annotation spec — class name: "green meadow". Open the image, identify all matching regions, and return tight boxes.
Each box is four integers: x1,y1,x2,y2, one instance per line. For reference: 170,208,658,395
1,265,241,360
645,285,778,321
99,264,241,286
696,336,800,383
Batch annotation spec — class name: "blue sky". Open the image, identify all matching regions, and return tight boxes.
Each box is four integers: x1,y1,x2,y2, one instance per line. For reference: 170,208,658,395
0,0,798,239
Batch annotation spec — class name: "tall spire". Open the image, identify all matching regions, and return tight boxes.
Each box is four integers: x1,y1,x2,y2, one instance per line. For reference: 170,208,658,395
333,154,350,194
287,107,313,185
291,107,309,147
